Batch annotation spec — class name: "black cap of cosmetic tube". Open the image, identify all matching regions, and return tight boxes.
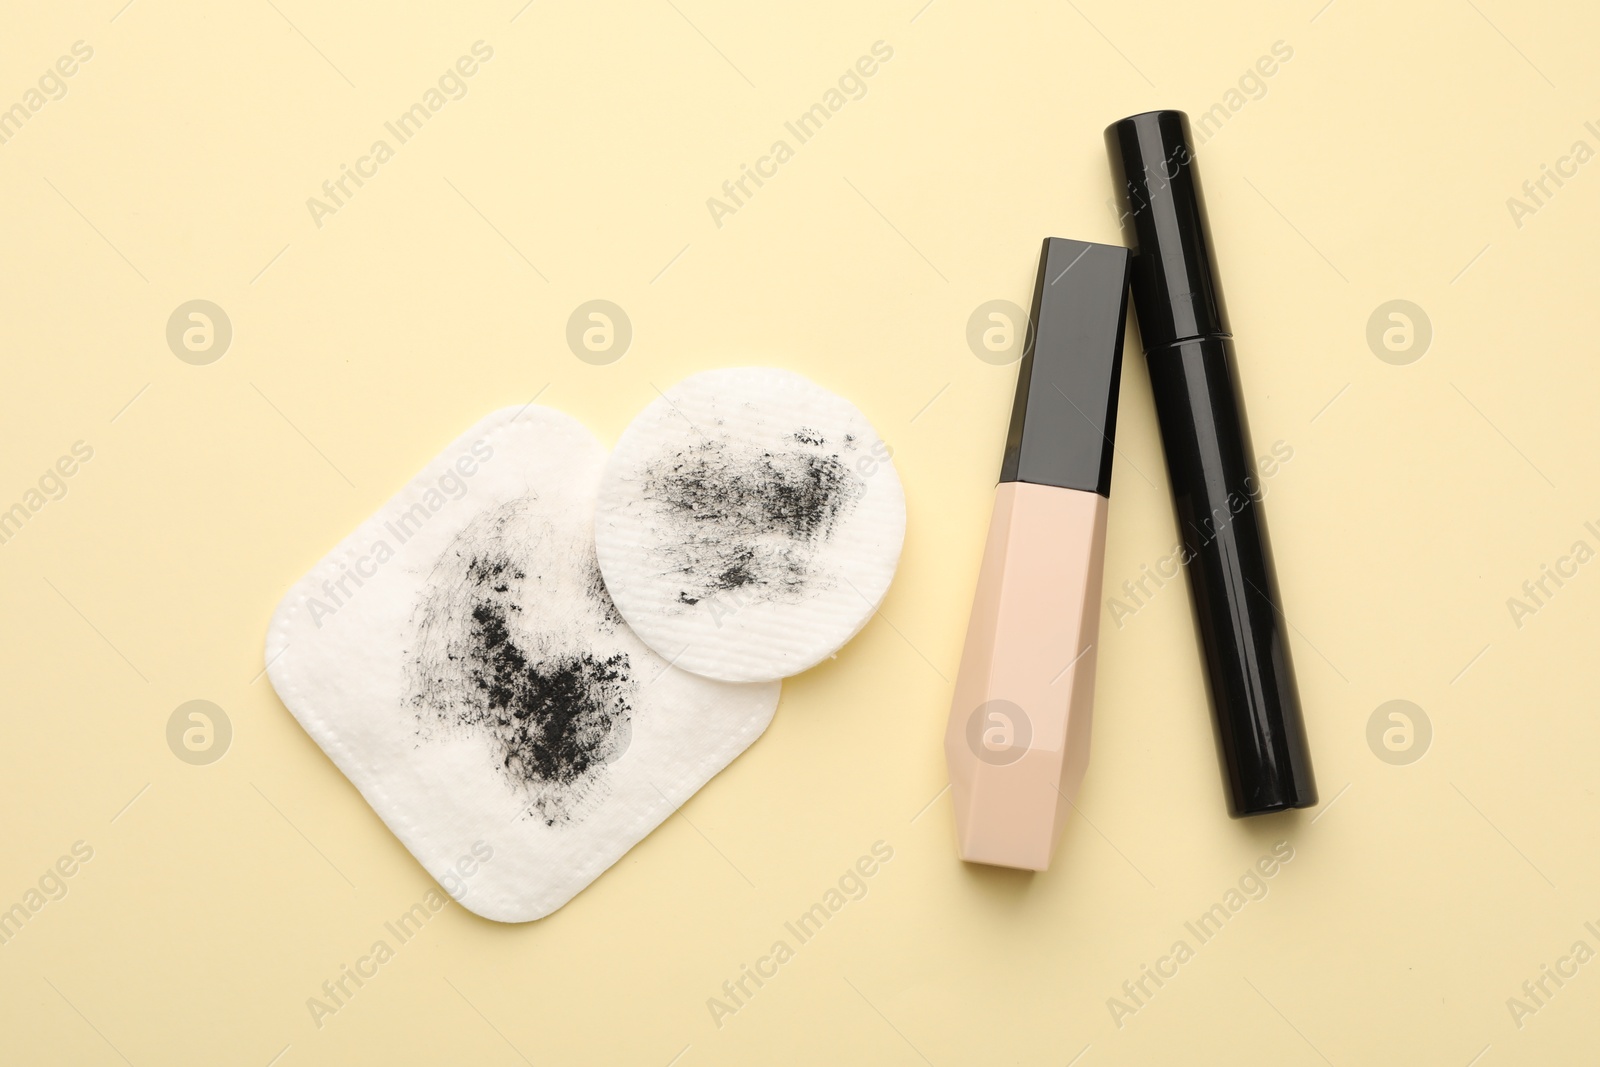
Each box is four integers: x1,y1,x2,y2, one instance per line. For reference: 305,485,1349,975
1105,111,1317,817
1105,110,1231,349
999,237,1133,497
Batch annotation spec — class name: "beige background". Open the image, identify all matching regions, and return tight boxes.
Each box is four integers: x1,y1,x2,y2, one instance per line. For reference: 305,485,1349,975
2,0,1597,1063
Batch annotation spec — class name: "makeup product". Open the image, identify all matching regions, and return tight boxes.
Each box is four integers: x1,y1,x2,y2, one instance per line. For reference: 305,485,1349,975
944,237,1131,870
1105,109,1316,816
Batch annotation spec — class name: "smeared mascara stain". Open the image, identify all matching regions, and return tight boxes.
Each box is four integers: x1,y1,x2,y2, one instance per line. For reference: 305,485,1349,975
638,432,865,610
407,497,634,826
585,556,627,630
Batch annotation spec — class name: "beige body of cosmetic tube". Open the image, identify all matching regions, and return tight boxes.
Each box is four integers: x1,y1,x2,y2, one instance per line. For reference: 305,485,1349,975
945,483,1107,870
944,237,1131,870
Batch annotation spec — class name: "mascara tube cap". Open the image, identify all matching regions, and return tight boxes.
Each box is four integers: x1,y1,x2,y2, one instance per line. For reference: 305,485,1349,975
1105,109,1230,348
1105,110,1317,817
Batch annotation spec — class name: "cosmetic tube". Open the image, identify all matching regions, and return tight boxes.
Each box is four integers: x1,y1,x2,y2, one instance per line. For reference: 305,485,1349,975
1105,110,1316,816
944,237,1132,869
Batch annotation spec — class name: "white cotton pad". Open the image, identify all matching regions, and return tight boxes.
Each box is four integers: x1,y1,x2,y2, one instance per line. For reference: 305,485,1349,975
593,368,907,683
265,405,780,923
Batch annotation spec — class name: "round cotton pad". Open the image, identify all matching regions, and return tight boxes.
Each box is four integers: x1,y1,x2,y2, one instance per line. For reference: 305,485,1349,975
594,367,907,683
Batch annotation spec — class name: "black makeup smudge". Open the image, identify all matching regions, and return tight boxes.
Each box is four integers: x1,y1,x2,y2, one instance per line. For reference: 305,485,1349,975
636,432,865,610
585,557,627,631
407,497,634,827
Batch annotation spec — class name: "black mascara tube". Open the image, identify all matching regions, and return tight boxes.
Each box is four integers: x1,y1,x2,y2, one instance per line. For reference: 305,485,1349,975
1105,110,1316,817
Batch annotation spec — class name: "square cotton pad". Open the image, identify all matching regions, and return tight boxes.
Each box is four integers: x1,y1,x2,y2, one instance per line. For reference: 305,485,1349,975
594,368,907,683
265,405,780,922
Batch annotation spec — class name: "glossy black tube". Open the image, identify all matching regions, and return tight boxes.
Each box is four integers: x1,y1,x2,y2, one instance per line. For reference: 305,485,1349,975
1146,337,1315,815
1107,109,1316,816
